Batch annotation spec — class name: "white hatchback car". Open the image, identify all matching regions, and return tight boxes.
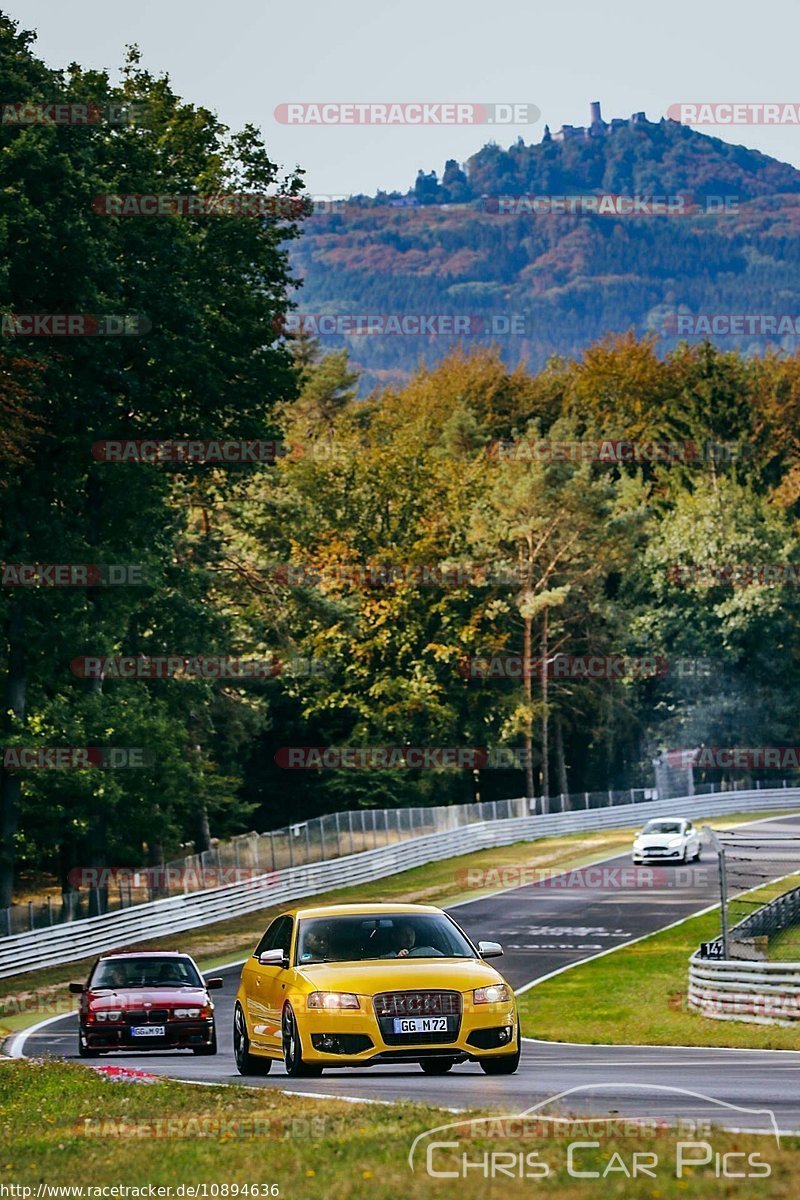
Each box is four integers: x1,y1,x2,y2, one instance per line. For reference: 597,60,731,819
632,818,701,865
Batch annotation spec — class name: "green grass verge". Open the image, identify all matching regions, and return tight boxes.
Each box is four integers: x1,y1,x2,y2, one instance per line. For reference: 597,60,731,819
519,869,800,1050
1,1059,797,1198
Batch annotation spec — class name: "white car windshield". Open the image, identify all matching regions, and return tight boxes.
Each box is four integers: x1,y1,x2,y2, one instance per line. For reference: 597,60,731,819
641,821,683,835
296,915,475,963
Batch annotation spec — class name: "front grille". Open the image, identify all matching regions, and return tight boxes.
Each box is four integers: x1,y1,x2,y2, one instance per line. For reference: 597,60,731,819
373,991,462,1045
373,991,462,1018
124,1008,169,1023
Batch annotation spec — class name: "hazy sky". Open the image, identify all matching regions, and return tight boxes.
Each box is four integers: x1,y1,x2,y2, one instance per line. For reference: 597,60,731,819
6,0,800,195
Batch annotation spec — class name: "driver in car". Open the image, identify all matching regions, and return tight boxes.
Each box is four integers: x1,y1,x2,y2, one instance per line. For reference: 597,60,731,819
383,923,416,957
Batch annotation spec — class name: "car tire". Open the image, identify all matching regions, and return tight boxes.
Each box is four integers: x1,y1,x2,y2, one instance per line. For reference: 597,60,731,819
419,1058,456,1074
193,1027,217,1056
282,1004,323,1078
479,1020,521,1076
233,1004,271,1075
78,1037,101,1058
480,1044,521,1075
694,845,702,861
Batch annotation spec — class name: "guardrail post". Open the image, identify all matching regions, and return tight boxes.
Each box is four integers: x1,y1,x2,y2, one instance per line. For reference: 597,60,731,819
47,895,53,926
288,828,295,869
584,792,589,809
335,811,342,856
348,808,355,853
319,819,326,861
270,830,276,872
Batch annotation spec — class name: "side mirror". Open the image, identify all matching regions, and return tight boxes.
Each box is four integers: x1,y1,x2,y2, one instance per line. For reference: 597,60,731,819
205,977,224,990
259,949,289,968
68,982,84,995
477,940,503,959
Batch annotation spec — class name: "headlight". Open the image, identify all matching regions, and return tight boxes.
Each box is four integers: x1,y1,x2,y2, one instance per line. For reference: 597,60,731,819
307,992,359,1010
94,1010,122,1022
474,984,512,1005
667,837,683,848
174,1007,203,1019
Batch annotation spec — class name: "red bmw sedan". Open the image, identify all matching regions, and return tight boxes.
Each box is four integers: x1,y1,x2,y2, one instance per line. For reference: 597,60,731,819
70,951,222,1057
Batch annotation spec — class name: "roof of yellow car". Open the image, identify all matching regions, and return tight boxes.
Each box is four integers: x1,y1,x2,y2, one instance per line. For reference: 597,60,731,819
288,902,443,919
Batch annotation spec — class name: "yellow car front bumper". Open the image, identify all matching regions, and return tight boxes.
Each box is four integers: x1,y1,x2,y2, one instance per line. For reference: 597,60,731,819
295,996,519,1065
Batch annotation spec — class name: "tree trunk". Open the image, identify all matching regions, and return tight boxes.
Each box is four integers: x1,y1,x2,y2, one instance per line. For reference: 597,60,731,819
522,613,535,800
0,598,26,908
541,606,550,804
555,714,569,797
196,800,212,855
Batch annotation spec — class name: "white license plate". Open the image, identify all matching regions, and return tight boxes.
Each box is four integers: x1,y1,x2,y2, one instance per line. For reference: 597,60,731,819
393,1017,448,1034
130,1025,165,1037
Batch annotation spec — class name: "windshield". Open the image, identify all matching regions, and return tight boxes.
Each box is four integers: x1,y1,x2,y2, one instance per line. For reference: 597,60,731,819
92,957,203,989
296,914,475,964
642,821,683,835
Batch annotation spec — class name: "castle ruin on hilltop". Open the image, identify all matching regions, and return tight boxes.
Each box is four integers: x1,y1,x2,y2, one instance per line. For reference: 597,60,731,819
549,101,658,142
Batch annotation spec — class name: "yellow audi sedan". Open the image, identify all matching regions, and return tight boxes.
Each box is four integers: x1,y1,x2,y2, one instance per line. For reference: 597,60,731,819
234,902,520,1077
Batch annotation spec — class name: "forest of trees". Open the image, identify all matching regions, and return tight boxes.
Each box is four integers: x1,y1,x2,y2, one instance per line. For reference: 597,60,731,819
4,14,800,906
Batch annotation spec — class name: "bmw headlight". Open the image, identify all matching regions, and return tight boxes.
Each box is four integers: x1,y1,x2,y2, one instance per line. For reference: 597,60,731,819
474,984,512,1004
174,1007,202,1019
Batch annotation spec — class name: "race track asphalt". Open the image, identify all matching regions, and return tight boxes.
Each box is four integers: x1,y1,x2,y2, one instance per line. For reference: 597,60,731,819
13,813,800,1133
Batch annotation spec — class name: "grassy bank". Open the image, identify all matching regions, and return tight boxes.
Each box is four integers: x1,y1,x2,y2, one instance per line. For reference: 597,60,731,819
519,870,800,1050
0,1059,797,1198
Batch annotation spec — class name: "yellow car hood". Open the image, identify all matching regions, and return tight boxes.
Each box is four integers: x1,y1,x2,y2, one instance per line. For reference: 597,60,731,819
294,958,508,994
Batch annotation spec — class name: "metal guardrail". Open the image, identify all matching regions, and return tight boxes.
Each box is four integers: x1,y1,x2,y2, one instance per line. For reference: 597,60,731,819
688,956,800,1024
6,778,790,936
2,787,799,981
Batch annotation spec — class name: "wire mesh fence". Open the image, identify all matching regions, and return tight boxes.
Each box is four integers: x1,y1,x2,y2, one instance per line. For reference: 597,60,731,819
706,822,800,960
4,778,794,938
